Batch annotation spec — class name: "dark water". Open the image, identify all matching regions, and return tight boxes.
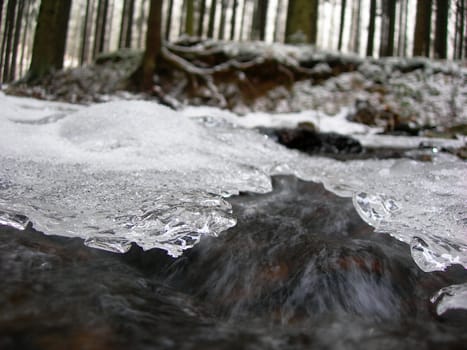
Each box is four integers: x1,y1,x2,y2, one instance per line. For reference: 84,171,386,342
1,176,466,350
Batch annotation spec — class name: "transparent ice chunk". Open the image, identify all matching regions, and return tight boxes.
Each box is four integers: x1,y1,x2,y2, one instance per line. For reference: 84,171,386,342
431,283,467,316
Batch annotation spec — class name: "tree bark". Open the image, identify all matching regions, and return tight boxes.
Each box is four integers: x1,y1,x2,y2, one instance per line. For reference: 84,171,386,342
366,0,375,56
413,0,432,57
27,0,72,82
285,0,319,44
129,0,163,91
434,0,449,58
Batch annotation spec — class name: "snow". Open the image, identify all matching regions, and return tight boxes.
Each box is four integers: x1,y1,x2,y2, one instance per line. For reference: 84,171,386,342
0,93,466,275
182,105,376,134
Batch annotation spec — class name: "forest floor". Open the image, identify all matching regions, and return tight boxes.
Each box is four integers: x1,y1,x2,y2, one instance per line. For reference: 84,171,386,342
5,39,467,158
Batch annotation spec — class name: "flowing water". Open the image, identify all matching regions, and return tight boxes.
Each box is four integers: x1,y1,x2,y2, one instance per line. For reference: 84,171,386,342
1,176,466,350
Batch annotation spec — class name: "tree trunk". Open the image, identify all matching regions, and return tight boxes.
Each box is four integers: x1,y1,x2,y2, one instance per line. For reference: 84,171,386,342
27,0,72,82
93,0,109,58
413,0,432,56
434,0,449,58
165,0,174,40
398,0,408,56
218,0,227,40
239,0,248,40
459,0,465,59
230,0,238,40
9,0,25,81
285,0,319,44
80,0,92,64
1,0,17,82
137,0,147,47
197,0,206,37
379,0,396,57
349,0,361,52
366,0,375,56
207,0,217,38
251,0,268,40
119,0,135,48
0,0,4,49
273,0,283,42
185,0,195,35
337,0,346,50
129,0,163,91
19,0,32,76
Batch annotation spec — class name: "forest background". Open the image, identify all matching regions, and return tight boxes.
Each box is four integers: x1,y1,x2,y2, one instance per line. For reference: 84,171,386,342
0,0,465,87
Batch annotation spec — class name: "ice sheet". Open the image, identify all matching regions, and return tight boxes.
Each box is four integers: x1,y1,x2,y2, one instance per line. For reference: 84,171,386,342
0,94,465,272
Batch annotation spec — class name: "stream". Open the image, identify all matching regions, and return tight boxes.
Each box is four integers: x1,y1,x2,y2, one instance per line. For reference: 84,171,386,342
1,176,466,349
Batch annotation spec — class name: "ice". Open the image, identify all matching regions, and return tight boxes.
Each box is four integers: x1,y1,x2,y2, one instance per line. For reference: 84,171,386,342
431,283,467,316
0,94,466,270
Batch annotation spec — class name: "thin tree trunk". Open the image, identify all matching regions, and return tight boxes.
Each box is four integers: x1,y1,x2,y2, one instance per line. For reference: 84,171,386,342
125,0,135,47
398,0,408,56
80,0,91,64
9,0,25,81
460,0,465,59
379,0,396,56
434,0,449,58
218,0,227,40
252,0,268,40
273,0,283,42
165,0,173,40
239,0,248,40
366,0,375,56
285,0,319,44
93,0,109,58
413,0,432,56
137,0,147,47
207,0,217,38
2,0,17,82
105,0,115,53
185,0,194,36
349,0,361,52
19,0,32,76
0,0,4,47
130,0,163,90
119,0,135,47
230,0,237,40
338,0,346,51
197,0,206,36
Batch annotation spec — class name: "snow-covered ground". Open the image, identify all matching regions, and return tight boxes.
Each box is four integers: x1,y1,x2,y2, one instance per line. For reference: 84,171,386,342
0,92,466,313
